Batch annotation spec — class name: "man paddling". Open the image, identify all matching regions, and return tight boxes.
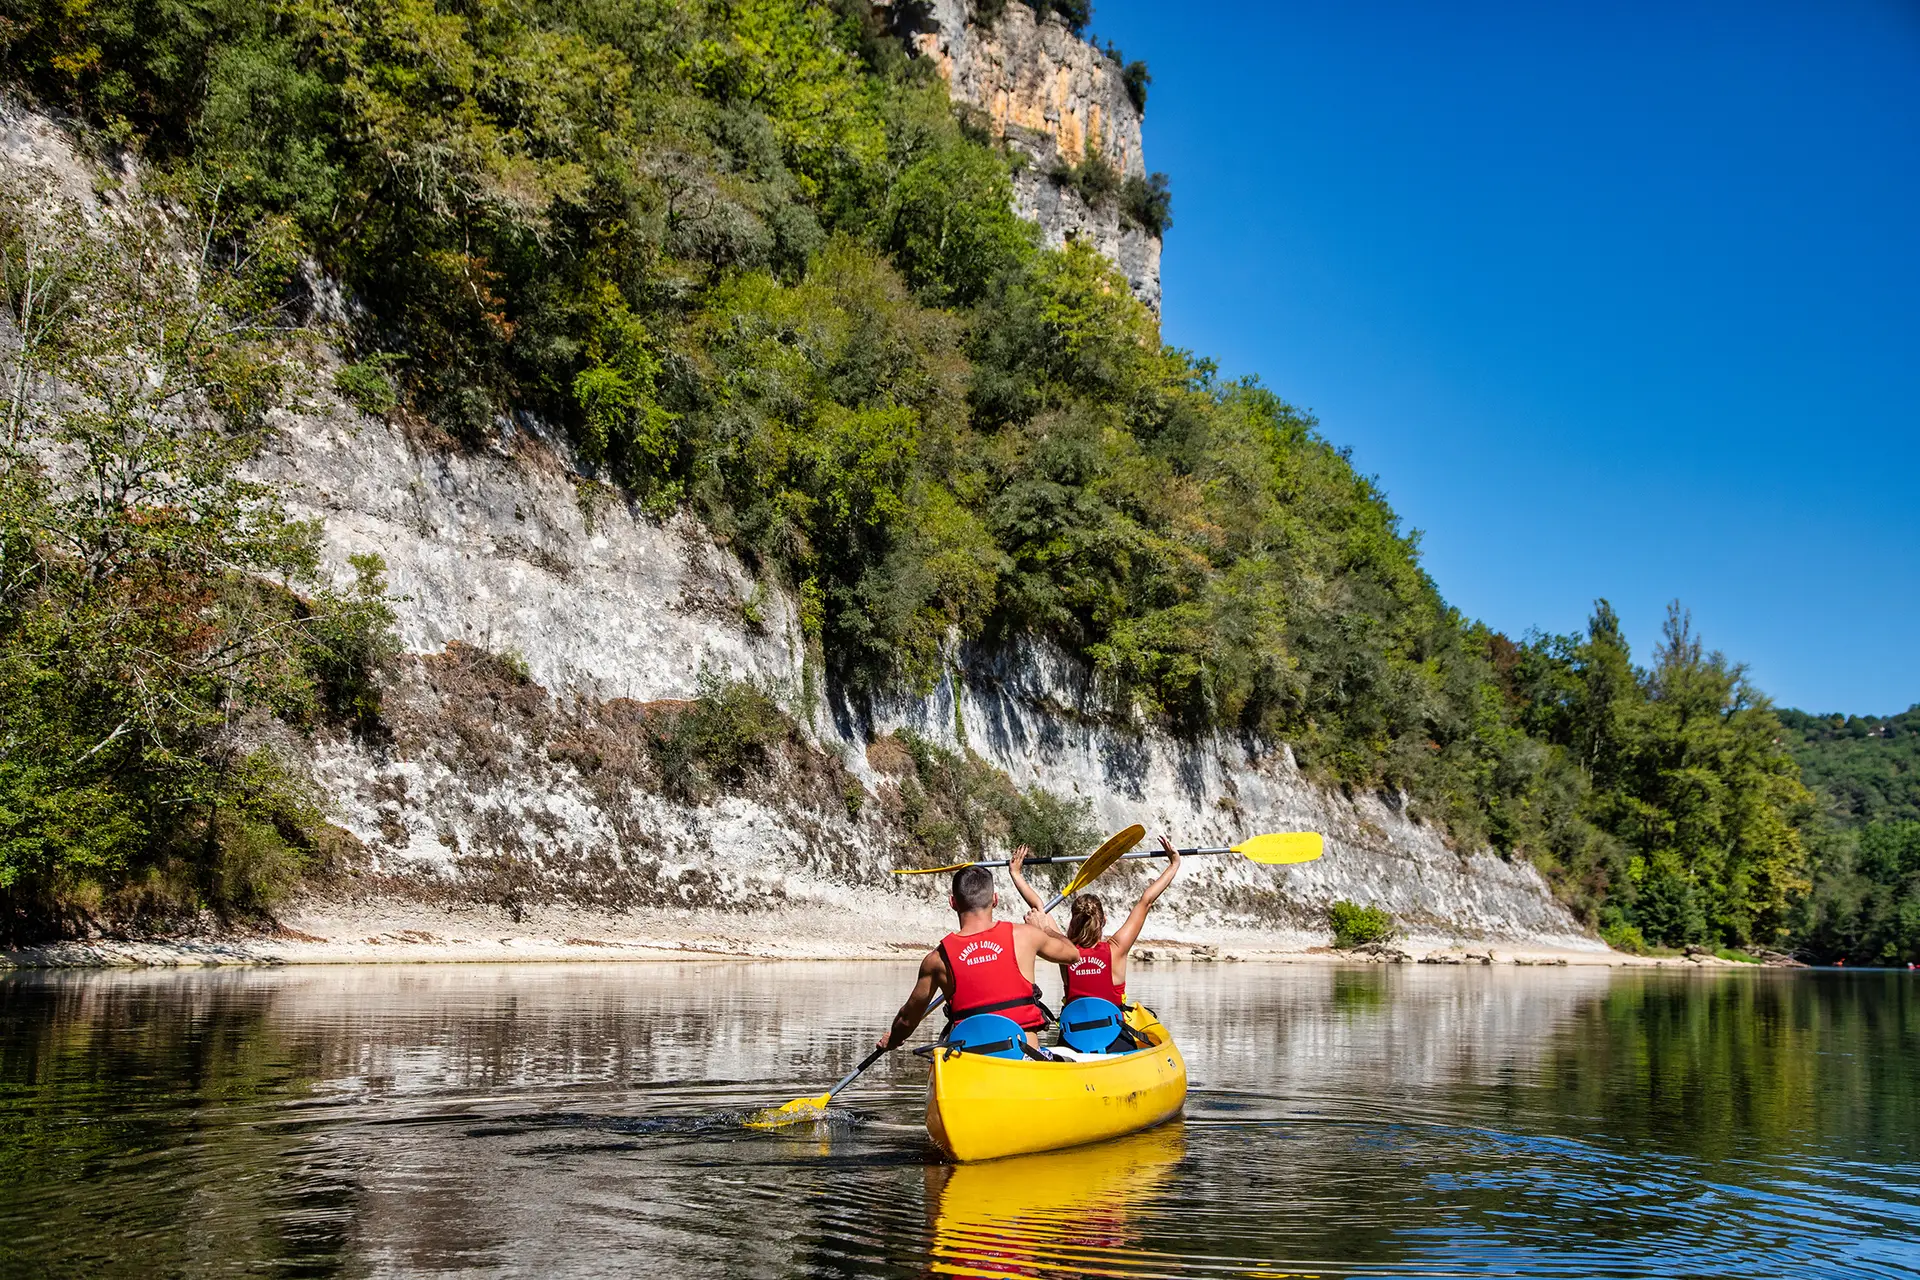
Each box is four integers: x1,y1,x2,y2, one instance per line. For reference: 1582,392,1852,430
877,865,1081,1051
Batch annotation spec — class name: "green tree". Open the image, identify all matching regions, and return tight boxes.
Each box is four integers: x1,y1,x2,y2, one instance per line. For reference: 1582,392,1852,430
1525,604,1812,947
882,142,1036,306
0,176,392,938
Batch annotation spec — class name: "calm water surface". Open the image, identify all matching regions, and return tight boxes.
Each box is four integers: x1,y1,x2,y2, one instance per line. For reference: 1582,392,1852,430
1,962,1915,1278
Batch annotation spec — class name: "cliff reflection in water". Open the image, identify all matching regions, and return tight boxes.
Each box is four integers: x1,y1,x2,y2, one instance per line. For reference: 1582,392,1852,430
1,963,1914,1278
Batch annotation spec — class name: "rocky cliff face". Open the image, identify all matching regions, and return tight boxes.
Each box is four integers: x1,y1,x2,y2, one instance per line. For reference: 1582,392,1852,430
258,400,1597,950
902,0,1163,310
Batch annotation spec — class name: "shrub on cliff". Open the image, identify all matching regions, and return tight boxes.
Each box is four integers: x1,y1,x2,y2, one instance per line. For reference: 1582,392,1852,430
1025,0,1091,34
1010,788,1099,864
892,730,1021,864
884,730,1095,869
1121,172,1173,236
1328,900,1396,949
1048,146,1123,209
333,357,403,420
971,0,1089,36
645,673,792,802
1100,43,1150,113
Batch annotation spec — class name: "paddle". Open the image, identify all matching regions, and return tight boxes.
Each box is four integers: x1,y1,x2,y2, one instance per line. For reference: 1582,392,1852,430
746,824,1147,1127
890,830,1325,875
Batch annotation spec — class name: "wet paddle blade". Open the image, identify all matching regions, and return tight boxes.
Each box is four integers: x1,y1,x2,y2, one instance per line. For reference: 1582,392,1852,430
742,1093,832,1128
890,861,976,876
1233,831,1325,865
1063,824,1147,896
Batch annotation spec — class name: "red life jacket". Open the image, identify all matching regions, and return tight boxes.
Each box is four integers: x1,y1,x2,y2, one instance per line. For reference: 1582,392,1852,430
1065,940,1126,1006
941,921,1047,1030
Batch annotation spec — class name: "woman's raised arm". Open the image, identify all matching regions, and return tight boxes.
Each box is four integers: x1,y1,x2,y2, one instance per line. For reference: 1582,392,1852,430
1109,835,1182,957
1007,846,1047,912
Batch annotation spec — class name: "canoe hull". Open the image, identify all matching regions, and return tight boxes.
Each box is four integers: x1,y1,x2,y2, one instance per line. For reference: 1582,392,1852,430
925,1006,1187,1162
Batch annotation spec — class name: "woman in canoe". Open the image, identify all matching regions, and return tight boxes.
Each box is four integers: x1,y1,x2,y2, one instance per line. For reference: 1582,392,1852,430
1010,835,1182,1011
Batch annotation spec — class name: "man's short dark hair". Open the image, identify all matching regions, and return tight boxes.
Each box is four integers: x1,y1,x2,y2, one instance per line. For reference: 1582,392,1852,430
952,865,994,912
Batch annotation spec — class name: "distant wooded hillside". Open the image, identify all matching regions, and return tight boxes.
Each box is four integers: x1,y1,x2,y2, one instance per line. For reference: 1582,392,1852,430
1779,706,1920,824
1781,706,1920,964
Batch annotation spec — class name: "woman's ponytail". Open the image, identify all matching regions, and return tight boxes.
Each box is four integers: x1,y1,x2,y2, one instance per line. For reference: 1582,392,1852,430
1066,895,1106,948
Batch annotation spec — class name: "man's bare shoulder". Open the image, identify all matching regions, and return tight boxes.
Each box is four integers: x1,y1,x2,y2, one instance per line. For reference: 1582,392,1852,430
1017,921,1079,962
1009,921,1054,951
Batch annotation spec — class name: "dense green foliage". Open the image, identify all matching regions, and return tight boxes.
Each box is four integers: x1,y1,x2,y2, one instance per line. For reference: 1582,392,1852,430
1779,706,1920,964
1497,603,1813,949
0,0,1821,953
644,672,794,803
1327,900,1394,949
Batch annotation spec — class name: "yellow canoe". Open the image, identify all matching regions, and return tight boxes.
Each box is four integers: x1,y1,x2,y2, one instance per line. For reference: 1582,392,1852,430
925,1004,1188,1162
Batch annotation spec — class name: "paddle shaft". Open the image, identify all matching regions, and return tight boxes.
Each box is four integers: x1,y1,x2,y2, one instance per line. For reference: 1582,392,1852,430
967,845,1235,872
824,883,1080,1105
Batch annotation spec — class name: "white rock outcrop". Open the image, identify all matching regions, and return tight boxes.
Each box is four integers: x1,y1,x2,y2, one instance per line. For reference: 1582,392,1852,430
902,0,1164,310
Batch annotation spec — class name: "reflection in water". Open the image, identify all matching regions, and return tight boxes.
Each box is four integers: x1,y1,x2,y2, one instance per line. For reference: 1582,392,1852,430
0,963,1915,1278
925,1124,1185,1278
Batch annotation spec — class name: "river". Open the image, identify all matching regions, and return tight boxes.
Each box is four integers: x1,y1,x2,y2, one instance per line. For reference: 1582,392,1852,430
1,962,1914,1278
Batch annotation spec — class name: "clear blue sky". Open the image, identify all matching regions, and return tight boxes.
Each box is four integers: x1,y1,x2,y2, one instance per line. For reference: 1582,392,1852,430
1085,0,1919,715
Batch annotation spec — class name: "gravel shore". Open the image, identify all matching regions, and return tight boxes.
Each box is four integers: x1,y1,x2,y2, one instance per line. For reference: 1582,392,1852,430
5,893,1769,970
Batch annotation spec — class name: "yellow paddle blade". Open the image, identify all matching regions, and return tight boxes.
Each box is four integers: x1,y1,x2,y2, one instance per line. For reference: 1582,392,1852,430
1233,831,1325,865
890,861,976,876
742,1093,831,1128
1063,824,1146,895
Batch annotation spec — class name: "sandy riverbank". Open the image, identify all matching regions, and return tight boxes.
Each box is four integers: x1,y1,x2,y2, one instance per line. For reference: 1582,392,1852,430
2,893,1772,970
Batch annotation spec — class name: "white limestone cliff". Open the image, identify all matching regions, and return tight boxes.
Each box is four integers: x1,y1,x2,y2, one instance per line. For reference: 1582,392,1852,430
257,400,1597,950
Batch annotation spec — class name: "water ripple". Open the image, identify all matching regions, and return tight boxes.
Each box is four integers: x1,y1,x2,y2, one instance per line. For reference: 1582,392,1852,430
3,964,1917,1278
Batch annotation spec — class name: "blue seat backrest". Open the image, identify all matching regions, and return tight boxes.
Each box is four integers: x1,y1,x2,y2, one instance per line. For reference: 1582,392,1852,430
945,1013,1026,1060
1058,997,1127,1053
